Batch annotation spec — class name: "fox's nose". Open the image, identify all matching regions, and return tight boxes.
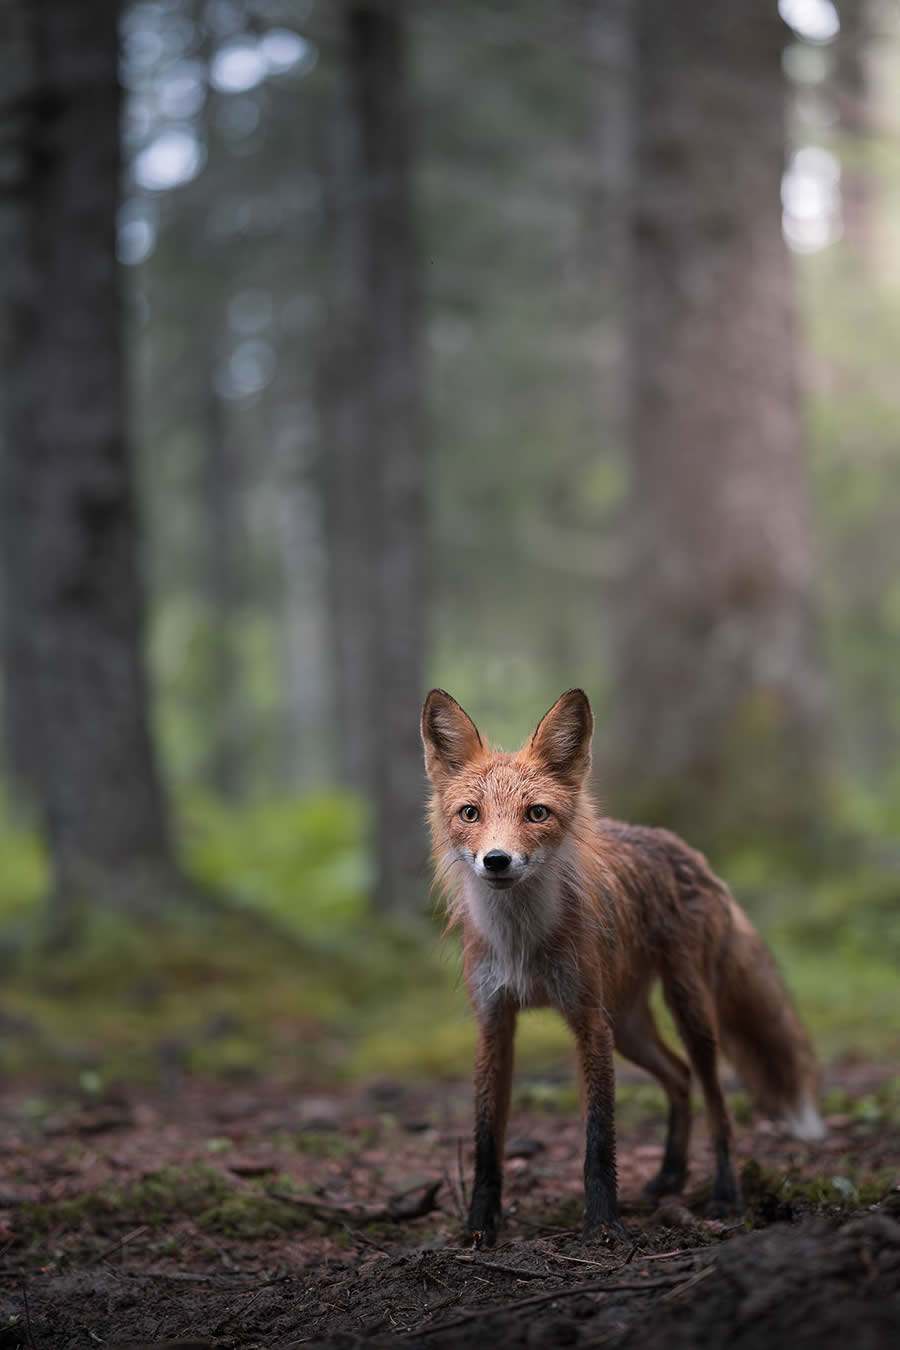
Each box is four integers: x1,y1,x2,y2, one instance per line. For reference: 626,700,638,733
483,849,512,873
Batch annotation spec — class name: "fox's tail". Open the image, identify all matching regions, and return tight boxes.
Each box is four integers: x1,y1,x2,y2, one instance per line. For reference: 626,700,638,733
716,897,826,1142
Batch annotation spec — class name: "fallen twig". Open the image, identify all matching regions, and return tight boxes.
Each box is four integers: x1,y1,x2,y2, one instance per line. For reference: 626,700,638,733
658,1262,716,1301
87,1224,149,1267
408,1265,716,1338
452,1255,546,1281
272,1178,442,1226
441,1164,465,1224
214,1283,272,1333
342,1222,392,1254
456,1137,469,1214
21,1280,38,1350
547,1251,616,1269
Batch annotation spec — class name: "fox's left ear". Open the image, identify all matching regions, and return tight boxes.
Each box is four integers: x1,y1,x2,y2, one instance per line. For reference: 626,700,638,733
530,689,593,784
422,689,483,784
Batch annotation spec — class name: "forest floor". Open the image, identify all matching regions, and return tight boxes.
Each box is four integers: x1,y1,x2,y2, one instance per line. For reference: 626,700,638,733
0,1059,898,1350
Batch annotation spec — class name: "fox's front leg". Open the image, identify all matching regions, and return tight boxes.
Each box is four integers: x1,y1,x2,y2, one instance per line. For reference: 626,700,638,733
568,1001,625,1243
468,996,517,1247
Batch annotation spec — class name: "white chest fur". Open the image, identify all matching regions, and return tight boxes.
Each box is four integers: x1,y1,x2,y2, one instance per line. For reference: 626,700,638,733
463,870,580,1013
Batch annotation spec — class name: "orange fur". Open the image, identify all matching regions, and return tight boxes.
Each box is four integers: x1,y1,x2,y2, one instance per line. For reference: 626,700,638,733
422,688,824,1244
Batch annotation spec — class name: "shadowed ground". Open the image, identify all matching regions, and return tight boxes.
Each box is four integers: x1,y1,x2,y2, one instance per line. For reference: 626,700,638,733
1,1060,897,1348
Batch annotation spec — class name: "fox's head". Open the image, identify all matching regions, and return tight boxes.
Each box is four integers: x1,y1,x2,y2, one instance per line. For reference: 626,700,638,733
421,688,594,894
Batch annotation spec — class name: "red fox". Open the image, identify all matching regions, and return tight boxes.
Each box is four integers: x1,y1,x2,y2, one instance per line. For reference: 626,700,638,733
421,688,824,1245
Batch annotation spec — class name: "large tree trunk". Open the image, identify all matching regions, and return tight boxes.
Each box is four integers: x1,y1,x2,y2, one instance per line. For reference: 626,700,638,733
318,78,377,796
835,0,874,256
0,0,42,805
0,0,174,921
326,0,428,915
613,1,826,850
201,366,243,800
271,398,333,792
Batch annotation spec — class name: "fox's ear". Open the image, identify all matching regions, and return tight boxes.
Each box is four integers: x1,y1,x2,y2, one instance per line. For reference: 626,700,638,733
422,689,483,783
530,689,593,784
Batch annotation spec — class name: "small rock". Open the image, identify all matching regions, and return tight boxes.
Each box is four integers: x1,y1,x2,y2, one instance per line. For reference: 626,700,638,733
298,1096,341,1129
227,1157,277,1177
653,1199,695,1229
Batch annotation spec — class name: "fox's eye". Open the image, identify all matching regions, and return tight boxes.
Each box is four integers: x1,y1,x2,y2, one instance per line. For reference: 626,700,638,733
459,804,480,823
527,804,549,823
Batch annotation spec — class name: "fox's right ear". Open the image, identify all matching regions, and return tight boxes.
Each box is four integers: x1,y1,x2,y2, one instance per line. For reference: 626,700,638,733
421,690,483,784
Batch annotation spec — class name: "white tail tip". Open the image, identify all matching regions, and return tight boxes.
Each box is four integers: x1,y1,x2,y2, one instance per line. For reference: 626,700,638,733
783,1101,826,1142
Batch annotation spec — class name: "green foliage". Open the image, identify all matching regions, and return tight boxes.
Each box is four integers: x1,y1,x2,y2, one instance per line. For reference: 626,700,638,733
0,788,897,1086
180,790,371,934
0,796,49,924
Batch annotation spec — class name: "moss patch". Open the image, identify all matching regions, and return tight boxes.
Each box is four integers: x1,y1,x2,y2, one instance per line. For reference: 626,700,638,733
740,1158,898,1220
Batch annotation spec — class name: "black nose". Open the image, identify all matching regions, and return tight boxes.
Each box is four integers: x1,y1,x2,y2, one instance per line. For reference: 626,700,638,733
483,849,512,873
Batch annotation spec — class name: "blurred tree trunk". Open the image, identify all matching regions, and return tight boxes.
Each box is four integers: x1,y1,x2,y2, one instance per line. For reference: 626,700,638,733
202,366,243,799
326,0,427,915
0,0,176,924
319,80,377,796
577,0,632,341
613,1,826,850
271,399,332,791
0,0,40,805
835,0,874,255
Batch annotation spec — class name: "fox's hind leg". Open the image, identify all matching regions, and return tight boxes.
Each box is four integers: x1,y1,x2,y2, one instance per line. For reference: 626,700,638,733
662,974,740,1216
614,996,692,1200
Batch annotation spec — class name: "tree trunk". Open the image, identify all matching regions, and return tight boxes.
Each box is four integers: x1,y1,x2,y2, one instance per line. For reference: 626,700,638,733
613,0,826,851
271,399,333,791
327,0,428,915
318,75,378,795
835,0,874,256
201,365,243,800
0,0,175,920
0,0,41,805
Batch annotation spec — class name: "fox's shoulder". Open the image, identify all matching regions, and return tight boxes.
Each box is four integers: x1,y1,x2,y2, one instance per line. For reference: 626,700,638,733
589,816,719,883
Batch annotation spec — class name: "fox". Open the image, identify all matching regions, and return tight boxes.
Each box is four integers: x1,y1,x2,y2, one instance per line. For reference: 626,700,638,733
421,687,824,1246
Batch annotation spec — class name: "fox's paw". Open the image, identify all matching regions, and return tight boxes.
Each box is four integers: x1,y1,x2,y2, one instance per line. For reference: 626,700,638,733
466,1199,500,1249
642,1167,687,1201
705,1198,742,1221
581,1217,627,1245
467,1221,497,1249
705,1185,742,1221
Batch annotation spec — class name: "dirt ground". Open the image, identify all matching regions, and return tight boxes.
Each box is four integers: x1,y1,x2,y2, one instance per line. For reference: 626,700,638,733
1,1060,898,1349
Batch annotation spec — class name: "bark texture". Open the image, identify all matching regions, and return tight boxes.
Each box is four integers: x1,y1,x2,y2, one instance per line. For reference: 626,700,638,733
0,0,174,915
324,0,428,914
614,1,826,848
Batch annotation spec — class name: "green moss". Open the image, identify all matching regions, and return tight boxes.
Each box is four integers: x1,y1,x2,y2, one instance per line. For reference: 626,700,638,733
294,1130,350,1159
20,1166,232,1237
16,1165,317,1257
740,1158,897,1214
514,1079,580,1114
197,1190,309,1239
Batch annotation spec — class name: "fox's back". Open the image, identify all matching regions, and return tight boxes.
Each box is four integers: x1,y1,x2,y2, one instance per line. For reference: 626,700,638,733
569,814,738,1008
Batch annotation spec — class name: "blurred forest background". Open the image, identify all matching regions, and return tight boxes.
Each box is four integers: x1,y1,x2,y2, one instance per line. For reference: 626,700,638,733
0,0,898,1094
